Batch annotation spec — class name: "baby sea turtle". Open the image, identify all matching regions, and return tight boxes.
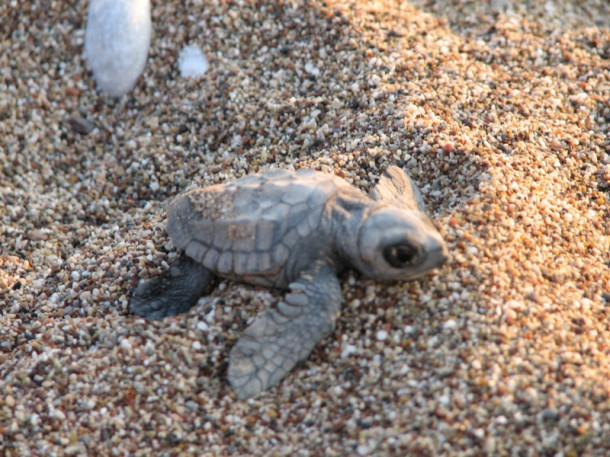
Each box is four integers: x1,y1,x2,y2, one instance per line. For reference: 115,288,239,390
131,166,448,399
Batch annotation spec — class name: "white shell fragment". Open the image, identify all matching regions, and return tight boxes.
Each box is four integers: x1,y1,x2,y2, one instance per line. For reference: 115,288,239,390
85,0,152,97
178,45,209,78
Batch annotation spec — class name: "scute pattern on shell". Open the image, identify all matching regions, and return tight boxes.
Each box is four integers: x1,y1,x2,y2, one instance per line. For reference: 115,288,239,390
168,169,343,284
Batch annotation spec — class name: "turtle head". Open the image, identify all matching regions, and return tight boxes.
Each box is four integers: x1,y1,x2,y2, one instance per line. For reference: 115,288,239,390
354,206,448,281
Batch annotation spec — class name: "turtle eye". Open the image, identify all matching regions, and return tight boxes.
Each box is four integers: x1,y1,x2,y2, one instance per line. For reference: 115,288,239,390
383,243,418,268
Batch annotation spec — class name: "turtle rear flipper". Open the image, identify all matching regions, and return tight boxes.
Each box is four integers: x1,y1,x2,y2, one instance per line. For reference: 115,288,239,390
228,262,342,399
130,255,213,320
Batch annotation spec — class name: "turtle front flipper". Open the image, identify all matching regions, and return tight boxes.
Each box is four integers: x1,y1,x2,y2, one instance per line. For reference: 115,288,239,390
130,255,214,320
369,166,427,212
228,262,342,399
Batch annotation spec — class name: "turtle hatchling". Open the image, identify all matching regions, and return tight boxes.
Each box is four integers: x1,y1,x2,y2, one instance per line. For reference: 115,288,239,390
131,166,448,399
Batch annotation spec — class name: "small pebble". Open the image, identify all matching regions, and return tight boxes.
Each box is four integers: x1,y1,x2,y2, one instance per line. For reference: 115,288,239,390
85,0,151,97
375,330,388,341
443,319,457,330
178,45,209,78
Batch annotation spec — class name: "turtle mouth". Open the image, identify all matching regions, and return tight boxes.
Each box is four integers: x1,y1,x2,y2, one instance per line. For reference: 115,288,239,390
404,243,448,278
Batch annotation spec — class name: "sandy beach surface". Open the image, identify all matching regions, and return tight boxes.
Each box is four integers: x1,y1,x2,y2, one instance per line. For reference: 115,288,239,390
1,0,609,455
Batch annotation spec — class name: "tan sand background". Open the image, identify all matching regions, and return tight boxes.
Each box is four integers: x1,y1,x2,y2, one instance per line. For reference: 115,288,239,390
1,0,609,455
